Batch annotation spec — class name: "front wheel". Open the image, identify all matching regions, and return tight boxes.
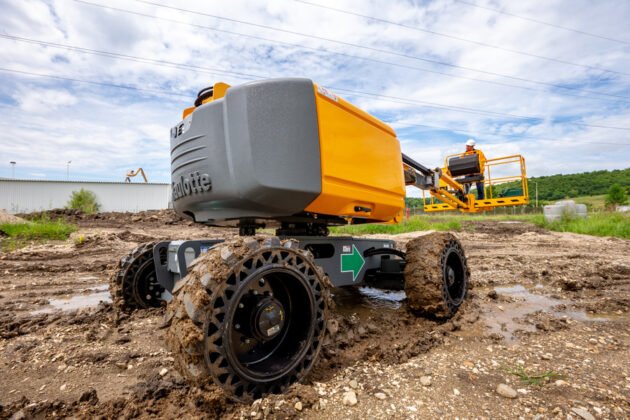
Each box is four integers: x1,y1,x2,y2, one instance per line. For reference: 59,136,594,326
165,237,329,402
404,232,470,318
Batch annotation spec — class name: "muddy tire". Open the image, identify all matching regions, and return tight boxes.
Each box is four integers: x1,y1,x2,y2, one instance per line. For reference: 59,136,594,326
165,237,329,402
404,232,470,318
110,242,164,311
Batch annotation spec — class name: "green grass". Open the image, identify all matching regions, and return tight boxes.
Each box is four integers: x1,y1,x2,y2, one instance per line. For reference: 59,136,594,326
539,212,630,239
330,211,629,240
422,213,543,223
0,216,77,250
506,365,562,386
330,216,462,235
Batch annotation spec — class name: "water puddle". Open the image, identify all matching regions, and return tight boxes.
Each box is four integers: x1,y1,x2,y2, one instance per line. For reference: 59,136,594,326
32,285,111,315
333,286,405,319
482,284,608,342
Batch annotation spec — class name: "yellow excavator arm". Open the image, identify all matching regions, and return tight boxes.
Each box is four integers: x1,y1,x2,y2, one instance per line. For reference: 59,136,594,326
125,167,148,183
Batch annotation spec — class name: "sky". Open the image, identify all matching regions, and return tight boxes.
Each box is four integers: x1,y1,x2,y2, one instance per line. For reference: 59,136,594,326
1,0,629,193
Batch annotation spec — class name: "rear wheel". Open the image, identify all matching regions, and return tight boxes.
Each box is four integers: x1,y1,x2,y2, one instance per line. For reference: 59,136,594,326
165,237,329,401
404,232,469,318
110,242,164,310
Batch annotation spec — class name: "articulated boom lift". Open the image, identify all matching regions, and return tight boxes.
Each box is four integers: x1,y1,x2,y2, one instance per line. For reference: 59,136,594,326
111,78,528,402
420,154,529,212
403,150,529,213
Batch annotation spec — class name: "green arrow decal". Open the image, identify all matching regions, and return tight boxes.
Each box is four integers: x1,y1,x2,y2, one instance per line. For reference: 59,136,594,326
341,245,365,282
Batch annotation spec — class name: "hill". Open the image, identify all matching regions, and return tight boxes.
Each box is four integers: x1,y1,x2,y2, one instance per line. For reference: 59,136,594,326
527,168,630,201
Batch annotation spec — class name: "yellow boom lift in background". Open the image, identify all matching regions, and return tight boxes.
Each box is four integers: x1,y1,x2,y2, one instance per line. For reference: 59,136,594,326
418,153,529,213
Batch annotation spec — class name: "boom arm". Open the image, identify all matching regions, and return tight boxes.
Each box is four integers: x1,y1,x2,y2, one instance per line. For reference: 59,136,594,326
403,153,529,213
125,167,148,183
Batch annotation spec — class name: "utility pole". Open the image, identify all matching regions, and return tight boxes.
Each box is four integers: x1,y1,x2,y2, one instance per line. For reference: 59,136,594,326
67,161,71,181
535,181,538,208
10,161,16,178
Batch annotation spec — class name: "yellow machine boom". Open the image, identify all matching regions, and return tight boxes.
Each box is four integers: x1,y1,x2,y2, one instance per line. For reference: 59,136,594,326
420,154,529,213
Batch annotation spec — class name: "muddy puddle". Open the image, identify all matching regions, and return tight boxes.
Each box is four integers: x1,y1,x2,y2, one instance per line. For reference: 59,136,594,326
482,284,609,342
333,286,405,319
32,284,111,314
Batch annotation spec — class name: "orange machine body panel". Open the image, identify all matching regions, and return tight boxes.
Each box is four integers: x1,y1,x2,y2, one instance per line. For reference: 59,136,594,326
303,85,406,223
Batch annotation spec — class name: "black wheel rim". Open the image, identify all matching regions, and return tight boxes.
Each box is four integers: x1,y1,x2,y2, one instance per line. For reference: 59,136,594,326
203,246,327,400
132,258,163,307
443,245,467,307
224,266,315,382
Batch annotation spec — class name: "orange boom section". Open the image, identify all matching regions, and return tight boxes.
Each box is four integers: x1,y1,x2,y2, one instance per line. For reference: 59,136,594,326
304,85,406,224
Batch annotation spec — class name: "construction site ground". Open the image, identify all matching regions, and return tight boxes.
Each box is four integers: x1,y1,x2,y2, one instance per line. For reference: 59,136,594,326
0,211,628,419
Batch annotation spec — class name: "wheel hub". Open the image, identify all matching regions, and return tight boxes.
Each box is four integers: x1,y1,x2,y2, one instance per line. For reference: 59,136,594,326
134,259,163,306
253,298,285,341
446,266,456,287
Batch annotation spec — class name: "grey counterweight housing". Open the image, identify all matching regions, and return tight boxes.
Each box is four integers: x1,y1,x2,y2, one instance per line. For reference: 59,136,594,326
170,78,323,225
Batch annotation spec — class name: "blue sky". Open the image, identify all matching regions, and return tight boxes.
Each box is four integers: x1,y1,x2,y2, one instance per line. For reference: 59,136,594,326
1,0,630,192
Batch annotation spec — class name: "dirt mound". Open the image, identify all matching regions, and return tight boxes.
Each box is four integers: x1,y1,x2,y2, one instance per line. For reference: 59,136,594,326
74,230,154,249
464,220,547,235
18,209,192,227
0,209,25,224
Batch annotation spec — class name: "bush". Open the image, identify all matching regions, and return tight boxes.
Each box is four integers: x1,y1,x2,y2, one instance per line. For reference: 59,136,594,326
67,189,101,214
606,184,628,208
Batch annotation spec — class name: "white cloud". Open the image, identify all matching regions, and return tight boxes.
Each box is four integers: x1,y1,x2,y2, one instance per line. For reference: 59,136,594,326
0,0,629,184
15,87,78,112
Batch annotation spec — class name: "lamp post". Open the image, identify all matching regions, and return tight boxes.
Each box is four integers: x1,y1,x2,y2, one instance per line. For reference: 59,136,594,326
67,161,71,181
10,161,16,178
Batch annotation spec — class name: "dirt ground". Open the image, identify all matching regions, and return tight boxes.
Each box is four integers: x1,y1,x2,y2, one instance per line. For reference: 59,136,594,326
0,211,628,419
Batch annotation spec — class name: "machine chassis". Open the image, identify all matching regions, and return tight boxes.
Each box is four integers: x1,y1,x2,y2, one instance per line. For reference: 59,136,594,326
152,236,406,297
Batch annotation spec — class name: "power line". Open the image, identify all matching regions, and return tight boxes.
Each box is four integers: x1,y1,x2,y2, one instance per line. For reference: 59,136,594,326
452,0,630,46
0,67,192,98
334,87,630,131
295,0,630,77
7,32,630,110
5,32,630,106
3,67,630,147
0,34,260,82
4,31,630,131
73,0,630,103
393,121,630,146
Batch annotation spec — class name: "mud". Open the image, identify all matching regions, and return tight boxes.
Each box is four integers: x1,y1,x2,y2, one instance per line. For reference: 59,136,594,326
0,211,629,418
404,232,470,317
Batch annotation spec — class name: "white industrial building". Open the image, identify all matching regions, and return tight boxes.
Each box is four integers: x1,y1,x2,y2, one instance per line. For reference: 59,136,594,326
0,179,171,214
